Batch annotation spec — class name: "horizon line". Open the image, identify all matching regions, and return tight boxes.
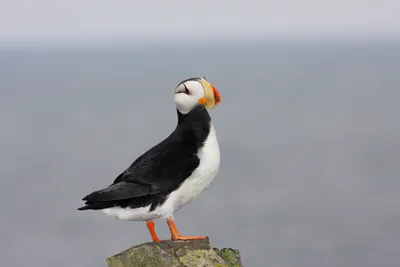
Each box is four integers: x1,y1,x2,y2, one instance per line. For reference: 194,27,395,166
1,33,400,47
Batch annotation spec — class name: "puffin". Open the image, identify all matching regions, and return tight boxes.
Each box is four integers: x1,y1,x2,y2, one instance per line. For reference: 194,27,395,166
78,77,222,242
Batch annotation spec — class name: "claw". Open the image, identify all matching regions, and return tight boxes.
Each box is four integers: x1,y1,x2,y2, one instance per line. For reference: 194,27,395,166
166,217,207,241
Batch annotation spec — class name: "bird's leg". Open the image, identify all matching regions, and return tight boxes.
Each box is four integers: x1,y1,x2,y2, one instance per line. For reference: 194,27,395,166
146,220,160,242
166,217,207,240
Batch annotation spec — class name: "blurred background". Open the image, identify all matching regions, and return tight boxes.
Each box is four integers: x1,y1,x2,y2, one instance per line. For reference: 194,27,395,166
1,1,400,267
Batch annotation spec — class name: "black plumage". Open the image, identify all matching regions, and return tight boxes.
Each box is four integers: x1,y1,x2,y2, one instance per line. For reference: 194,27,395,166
78,105,211,212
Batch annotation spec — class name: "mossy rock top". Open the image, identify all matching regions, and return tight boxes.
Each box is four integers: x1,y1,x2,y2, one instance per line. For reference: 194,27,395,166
106,239,243,267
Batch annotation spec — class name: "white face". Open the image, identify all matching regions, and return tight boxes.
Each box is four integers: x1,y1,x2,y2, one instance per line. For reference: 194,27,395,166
174,78,205,114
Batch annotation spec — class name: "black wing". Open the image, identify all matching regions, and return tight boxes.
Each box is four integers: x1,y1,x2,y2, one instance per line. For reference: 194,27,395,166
79,129,200,206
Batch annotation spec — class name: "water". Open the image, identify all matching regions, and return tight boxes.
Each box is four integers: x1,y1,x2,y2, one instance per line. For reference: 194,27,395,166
1,41,400,267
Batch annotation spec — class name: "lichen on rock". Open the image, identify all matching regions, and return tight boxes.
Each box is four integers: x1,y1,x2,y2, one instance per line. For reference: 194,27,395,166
106,238,243,267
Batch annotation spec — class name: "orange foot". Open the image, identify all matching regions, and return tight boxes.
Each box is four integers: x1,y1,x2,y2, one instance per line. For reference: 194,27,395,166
172,235,207,240
166,217,207,241
146,220,160,242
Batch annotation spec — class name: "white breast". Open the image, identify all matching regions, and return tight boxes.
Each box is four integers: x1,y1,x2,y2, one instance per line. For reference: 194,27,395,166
102,123,220,221
165,123,220,214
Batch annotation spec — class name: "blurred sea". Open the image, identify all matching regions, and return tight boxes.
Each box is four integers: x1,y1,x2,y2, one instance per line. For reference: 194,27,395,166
1,40,399,267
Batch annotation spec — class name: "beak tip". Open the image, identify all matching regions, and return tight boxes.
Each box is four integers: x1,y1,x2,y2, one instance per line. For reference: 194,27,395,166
212,87,221,106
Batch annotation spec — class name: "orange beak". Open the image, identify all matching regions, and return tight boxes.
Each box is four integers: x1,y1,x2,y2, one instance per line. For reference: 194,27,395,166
211,84,221,106
199,78,222,109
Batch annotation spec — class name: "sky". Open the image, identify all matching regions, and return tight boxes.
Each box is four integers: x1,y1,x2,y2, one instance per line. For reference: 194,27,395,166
1,0,400,42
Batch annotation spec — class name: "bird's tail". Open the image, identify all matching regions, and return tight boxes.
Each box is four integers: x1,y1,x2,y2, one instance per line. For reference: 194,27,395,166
77,202,112,211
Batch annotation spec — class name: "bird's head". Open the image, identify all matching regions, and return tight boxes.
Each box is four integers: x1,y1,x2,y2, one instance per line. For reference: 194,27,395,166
174,77,221,114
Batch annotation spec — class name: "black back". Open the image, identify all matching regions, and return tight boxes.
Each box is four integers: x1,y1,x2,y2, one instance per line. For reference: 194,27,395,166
78,105,211,211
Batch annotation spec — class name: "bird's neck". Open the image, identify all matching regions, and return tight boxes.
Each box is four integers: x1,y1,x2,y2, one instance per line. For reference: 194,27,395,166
175,106,212,147
176,105,211,126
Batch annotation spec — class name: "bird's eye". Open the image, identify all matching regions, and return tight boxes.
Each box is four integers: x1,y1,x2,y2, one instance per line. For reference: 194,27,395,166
184,85,190,94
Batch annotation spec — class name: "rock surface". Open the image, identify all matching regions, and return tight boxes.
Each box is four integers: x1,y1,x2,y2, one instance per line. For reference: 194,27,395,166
106,238,243,267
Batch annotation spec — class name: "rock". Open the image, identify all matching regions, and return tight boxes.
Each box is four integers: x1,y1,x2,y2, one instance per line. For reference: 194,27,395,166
106,238,243,267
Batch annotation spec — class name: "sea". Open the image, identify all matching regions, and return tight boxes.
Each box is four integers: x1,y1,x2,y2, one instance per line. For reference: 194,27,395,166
1,39,399,267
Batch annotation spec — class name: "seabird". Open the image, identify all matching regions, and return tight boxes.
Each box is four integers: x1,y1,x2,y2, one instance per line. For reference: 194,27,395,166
78,77,222,242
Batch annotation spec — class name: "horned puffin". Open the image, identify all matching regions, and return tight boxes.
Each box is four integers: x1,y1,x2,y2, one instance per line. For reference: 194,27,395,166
78,77,222,242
